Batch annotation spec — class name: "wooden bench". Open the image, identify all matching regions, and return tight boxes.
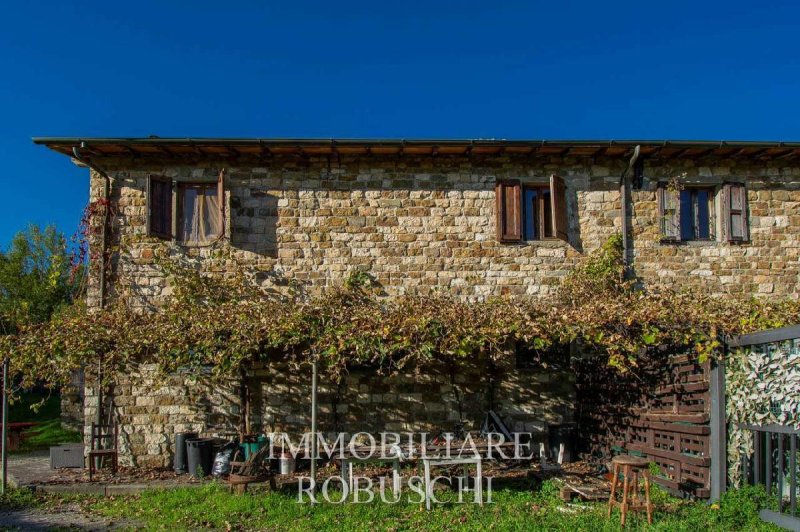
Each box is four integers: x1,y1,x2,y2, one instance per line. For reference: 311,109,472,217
0,422,38,451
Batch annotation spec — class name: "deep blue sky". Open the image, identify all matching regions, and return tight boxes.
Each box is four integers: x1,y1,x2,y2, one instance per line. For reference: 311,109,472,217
2,1,799,246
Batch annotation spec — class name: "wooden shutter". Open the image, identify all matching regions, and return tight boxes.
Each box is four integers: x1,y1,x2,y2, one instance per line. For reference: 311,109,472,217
550,175,569,242
217,168,226,238
658,183,680,241
147,175,172,239
495,180,522,242
723,183,749,242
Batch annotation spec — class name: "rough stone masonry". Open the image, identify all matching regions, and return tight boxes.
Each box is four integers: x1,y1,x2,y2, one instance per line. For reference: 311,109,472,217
54,145,800,467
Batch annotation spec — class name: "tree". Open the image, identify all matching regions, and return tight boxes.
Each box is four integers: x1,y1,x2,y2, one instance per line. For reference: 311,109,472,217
0,224,82,334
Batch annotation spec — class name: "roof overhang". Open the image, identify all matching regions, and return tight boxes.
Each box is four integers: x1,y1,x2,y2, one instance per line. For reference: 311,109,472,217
31,137,800,162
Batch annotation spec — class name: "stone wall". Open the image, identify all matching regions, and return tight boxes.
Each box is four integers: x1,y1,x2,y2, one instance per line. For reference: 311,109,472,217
60,369,85,430
72,153,800,465
60,388,84,431
98,355,573,467
85,155,800,309
83,365,241,468
249,355,573,437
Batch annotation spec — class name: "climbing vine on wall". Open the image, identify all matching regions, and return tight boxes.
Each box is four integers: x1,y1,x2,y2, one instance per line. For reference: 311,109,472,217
3,233,800,393
726,341,800,486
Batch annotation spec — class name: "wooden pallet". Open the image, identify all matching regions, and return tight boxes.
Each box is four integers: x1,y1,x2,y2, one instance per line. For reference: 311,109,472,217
559,481,610,502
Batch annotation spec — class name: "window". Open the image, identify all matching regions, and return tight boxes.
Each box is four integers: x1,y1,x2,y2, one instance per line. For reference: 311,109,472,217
522,186,554,240
496,175,568,243
147,170,226,245
678,187,714,240
178,183,223,245
659,182,749,243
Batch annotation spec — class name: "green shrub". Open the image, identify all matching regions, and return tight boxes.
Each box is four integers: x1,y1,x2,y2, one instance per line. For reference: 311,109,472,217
0,488,39,510
714,484,777,529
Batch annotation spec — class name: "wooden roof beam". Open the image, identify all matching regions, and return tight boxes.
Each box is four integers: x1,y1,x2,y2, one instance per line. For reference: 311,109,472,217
121,145,138,158
149,145,173,157
774,149,799,160
646,147,663,159
690,147,718,159
258,142,273,158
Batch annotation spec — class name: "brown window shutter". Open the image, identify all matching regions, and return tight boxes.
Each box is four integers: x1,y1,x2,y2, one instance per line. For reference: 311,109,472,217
495,179,522,242
218,168,226,237
723,183,749,242
147,175,173,239
550,175,569,242
658,183,680,241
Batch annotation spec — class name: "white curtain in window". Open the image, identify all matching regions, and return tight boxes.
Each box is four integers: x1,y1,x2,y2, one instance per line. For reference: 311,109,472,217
182,186,221,245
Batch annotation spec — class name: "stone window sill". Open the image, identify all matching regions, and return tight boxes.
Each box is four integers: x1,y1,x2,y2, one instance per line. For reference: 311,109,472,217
659,239,721,246
503,239,567,247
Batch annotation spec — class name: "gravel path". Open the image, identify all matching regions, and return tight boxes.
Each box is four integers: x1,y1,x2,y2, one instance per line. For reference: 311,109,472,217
0,502,123,531
1,452,136,530
7,449,52,487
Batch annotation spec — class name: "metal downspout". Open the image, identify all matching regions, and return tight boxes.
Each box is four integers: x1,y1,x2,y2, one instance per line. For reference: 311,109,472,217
72,144,111,427
620,145,641,278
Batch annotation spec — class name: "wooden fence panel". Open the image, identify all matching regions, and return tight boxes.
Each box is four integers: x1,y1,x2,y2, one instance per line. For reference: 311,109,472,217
575,354,711,498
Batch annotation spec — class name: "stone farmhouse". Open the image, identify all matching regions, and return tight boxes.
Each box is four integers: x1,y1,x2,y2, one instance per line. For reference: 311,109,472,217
35,137,800,466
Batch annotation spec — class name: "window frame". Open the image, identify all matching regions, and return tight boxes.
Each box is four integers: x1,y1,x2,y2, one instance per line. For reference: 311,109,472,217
146,170,227,246
658,182,717,244
496,175,568,244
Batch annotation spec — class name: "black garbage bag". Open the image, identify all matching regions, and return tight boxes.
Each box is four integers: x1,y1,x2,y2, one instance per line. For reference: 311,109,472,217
212,442,240,478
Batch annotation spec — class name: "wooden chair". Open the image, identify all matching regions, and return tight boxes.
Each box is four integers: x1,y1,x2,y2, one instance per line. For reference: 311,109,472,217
607,454,653,526
228,445,275,494
88,422,118,481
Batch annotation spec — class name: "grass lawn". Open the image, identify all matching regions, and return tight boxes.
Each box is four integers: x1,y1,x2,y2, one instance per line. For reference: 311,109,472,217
84,480,780,531
7,389,81,452
16,418,81,452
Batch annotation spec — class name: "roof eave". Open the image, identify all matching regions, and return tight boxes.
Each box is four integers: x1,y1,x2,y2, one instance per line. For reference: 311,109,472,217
31,137,800,162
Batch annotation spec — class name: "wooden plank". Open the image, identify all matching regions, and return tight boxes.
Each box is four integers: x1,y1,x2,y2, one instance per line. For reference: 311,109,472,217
560,483,609,502
727,324,800,348
654,381,708,395
651,475,710,498
640,412,709,424
738,423,800,435
626,443,711,467
709,357,726,501
626,420,710,435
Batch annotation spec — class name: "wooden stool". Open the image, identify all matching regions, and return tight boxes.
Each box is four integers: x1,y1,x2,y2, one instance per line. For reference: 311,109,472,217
607,455,653,526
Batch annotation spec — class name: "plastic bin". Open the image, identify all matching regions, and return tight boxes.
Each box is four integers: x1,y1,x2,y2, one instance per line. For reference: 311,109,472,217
50,443,85,469
242,435,268,459
174,432,199,473
186,438,214,478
